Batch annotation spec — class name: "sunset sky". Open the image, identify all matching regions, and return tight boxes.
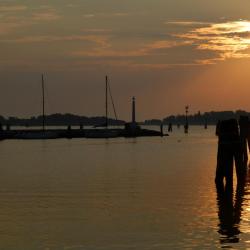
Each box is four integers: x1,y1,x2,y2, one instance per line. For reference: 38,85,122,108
1,0,250,121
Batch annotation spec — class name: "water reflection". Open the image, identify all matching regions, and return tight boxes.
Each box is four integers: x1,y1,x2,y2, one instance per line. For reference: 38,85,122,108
216,167,250,245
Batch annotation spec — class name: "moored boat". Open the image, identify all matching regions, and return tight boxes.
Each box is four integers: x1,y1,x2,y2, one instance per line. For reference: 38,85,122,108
14,130,59,139
85,129,121,138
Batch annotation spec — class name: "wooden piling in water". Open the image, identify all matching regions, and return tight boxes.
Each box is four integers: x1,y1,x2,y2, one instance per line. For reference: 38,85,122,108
184,105,189,134
160,123,163,137
215,119,247,186
239,116,249,165
204,119,208,129
184,124,188,134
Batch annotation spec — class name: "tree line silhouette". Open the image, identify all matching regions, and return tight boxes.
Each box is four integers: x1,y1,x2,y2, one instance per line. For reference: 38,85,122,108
145,110,250,125
0,110,249,126
0,113,125,127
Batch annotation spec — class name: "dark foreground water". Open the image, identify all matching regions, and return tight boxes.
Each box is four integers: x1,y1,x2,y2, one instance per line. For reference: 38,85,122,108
0,126,250,249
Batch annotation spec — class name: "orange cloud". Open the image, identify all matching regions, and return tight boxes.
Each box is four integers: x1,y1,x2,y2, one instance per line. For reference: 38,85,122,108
177,20,250,63
0,5,27,12
0,6,61,35
0,20,29,35
83,12,130,19
71,38,190,58
0,35,110,47
32,9,61,21
166,21,210,26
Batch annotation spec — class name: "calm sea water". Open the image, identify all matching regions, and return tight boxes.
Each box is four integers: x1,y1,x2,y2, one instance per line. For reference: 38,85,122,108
0,126,250,250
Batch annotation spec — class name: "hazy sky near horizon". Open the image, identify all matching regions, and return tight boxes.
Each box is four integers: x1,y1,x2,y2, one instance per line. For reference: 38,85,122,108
1,0,250,120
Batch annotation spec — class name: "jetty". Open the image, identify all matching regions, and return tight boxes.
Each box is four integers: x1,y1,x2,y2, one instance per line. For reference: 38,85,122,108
0,76,165,140
0,97,164,140
0,126,163,140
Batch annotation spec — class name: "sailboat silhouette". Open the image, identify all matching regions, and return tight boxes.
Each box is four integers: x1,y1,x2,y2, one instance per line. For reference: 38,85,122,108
15,74,58,139
85,76,120,138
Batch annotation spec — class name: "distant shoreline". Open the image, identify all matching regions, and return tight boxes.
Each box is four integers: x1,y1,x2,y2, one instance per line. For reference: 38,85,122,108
0,110,249,126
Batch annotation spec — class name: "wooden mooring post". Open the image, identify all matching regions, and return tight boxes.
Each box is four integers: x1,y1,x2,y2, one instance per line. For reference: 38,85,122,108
239,116,249,165
215,119,248,187
184,105,189,134
160,123,163,137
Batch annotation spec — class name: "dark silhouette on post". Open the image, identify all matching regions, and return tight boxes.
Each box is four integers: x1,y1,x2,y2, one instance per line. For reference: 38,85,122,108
204,119,208,129
215,119,247,186
168,123,172,132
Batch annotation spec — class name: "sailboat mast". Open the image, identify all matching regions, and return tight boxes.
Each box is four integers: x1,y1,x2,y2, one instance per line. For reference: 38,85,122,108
42,74,45,131
105,75,108,127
